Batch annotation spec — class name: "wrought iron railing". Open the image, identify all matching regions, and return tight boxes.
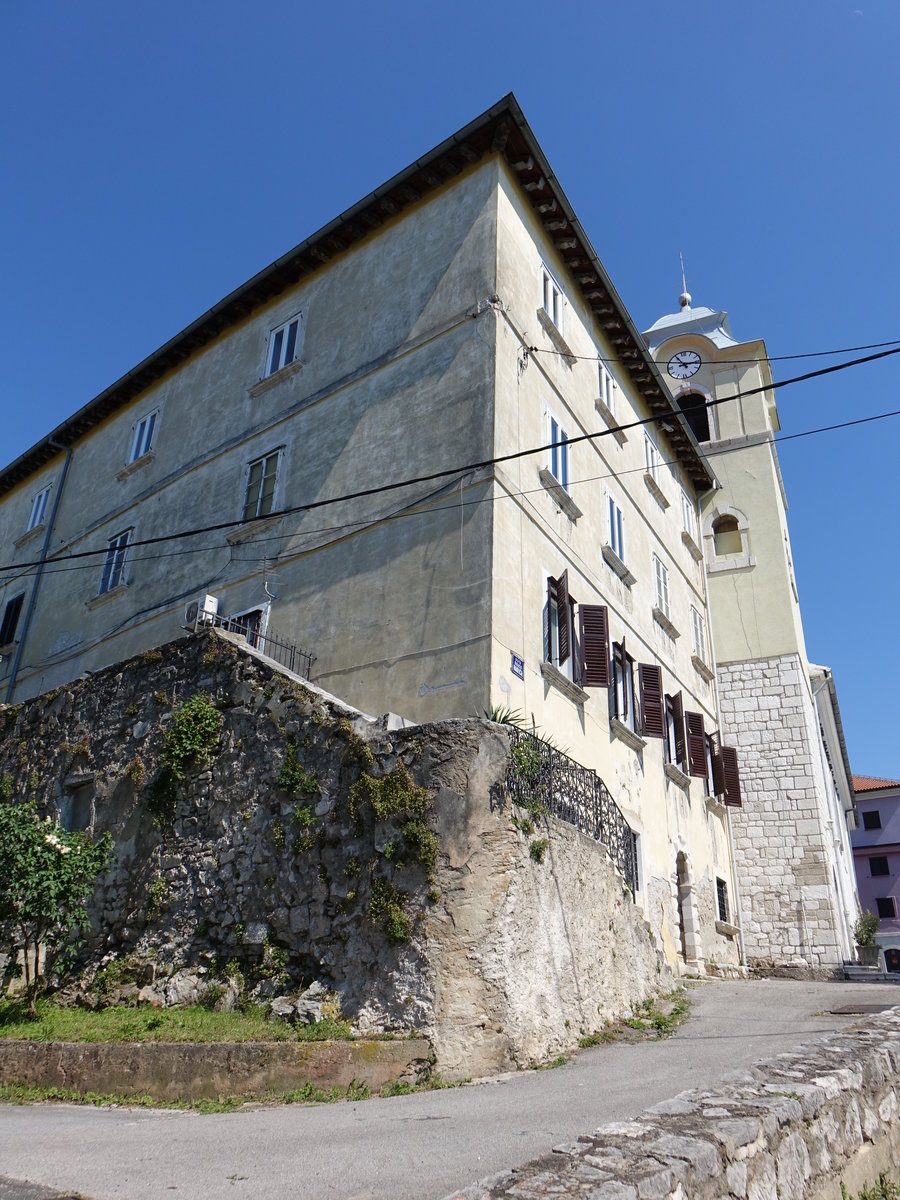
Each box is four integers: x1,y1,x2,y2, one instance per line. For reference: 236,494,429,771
200,612,316,681
506,728,638,895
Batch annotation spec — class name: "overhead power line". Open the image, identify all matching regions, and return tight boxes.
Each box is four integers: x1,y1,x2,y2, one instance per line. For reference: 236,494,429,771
2,343,899,580
529,335,900,368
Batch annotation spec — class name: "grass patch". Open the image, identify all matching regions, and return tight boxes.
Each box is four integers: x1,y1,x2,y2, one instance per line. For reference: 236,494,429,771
577,988,691,1050
842,1174,900,1200
0,999,354,1044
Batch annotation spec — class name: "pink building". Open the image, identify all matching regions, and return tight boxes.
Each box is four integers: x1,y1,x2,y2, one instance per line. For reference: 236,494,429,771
851,775,900,966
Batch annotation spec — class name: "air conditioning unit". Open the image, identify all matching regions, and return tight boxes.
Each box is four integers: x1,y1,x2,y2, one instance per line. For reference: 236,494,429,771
184,593,219,627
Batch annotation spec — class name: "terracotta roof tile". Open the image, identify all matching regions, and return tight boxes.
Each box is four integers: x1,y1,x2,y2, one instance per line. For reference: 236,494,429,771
853,774,900,793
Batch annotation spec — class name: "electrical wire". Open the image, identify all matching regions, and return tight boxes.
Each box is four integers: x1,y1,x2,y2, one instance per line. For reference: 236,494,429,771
529,336,900,368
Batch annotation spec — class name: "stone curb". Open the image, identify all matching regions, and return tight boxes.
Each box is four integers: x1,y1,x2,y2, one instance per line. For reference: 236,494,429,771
0,1037,432,1101
442,1008,900,1199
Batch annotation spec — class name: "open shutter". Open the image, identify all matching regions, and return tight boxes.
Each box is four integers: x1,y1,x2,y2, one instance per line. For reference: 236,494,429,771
671,691,686,767
0,594,24,647
721,746,742,807
579,604,610,688
711,734,727,796
556,570,570,664
638,663,665,739
544,577,555,662
685,712,707,778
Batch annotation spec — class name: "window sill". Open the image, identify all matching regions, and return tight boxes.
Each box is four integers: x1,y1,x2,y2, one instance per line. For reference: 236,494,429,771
225,514,283,546
538,468,582,522
643,473,670,510
664,761,691,789
601,544,636,587
249,357,304,398
540,661,589,706
14,524,45,550
652,606,680,639
691,653,716,682
715,919,740,939
681,530,703,562
86,583,129,610
116,451,155,482
536,308,576,365
707,554,756,574
610,718,646,752
594,397,627,444
705,794,727,815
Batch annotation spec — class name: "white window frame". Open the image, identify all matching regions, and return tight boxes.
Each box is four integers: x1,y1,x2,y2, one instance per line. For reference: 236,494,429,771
541,266,565,332
606,491,625,562
547,412,570,493
547,586,573,682
680,488,696,540
242,449,281,522
598,362,616,417
129,409,159,464
653,554,670,620
612,641,637,733
690,606,708,664
644,432,663,484
266,312,303,377
99,529,131,595
27,486,51,532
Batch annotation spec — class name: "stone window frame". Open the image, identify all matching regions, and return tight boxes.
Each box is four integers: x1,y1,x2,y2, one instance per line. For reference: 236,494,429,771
705,504,755,573
671,382,718,443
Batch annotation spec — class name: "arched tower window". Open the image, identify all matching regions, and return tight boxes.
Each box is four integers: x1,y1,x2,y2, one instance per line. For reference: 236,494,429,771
676,392,711,443
712,514,742,556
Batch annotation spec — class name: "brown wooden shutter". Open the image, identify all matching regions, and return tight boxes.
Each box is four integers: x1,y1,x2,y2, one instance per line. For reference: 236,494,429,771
544,577,555,662
579,604,610,688
672,691,686,767
710,733,726,796
638,663,665,739
721,745,742,807
685,712,707,778
556,570,570,664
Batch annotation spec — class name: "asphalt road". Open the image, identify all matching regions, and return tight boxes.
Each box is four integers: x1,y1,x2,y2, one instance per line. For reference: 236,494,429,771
0,978,897,1200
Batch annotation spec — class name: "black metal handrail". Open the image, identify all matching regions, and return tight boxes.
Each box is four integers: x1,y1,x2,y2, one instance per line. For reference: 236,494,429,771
506,728,638,895
201,612,316,681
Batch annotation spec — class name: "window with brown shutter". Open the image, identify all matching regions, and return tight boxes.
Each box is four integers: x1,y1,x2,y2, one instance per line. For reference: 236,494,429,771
579,604,610,688
685,711,707,778
710,736,742,806
556,570,570,664
0,593,24,649
665,691,686,767
639,663,665,739
612,638,637,729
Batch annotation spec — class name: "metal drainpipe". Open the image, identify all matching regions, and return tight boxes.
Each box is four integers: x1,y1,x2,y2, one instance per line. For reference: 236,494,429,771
699,487,749,971
5,438,73,703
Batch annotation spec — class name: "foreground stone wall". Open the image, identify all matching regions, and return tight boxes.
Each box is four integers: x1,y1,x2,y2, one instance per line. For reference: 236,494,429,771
718,654,845,977
449,1007,900,1200
0,631,670,1076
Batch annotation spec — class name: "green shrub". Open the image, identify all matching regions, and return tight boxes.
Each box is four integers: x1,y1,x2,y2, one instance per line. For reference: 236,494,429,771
278,744,319,796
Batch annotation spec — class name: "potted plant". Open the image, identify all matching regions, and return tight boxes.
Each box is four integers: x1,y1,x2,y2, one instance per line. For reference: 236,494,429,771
854,909,881,967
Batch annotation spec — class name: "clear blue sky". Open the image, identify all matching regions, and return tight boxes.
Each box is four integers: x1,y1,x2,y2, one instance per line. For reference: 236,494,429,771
2,2,897,778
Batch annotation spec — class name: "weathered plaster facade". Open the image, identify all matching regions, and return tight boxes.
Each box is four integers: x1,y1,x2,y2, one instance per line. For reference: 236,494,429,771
0,97,741,980
646,302,859,975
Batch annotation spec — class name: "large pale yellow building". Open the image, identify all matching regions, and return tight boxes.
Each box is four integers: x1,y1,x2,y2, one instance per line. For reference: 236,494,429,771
0,97,743,975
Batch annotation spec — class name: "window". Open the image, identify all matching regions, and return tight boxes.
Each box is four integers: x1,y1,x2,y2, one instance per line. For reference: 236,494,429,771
684,711,708,780
871,856,890,877
876,897,896,920
644,433,662,484
690,607,708,664
653,554,670,620
129,410,158,464
27,486,51,531
99,530,131,595
543,571,610,691
716,878,730,924
680,489,696,540
243,451,280,521
863,810,882,831
598,362,616,416
638,663,665,739
542,267,564,330
547,414,569,492
545,573,573,678
676,392,711,443
607,493,625,561
0,593,25,648
713,514,743,556
612,640,637,731
267,314,302,376
710,734,743,806
664,691,686,768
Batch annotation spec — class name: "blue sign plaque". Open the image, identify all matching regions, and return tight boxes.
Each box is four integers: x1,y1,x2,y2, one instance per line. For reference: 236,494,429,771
511,653,525,680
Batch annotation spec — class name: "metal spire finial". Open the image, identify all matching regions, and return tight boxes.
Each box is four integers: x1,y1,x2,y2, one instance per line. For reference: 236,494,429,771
678,252,692,310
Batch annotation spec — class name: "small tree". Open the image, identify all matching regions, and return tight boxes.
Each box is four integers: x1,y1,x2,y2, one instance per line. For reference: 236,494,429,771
0,800,114,1016
854,909,880,947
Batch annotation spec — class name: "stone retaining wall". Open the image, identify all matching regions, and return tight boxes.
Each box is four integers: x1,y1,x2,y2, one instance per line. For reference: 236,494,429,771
0,1037,431,1101
448,1007,900,1199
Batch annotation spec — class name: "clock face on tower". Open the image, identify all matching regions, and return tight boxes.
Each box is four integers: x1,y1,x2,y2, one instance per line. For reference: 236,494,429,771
666,350,702,380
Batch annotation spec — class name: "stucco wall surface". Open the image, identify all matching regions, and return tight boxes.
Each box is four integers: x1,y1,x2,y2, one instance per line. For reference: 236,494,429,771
446,1006,900,1200
0,630,673,1077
